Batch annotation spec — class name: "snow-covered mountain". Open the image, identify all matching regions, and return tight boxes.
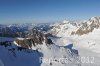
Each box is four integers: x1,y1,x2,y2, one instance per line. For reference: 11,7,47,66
72,17,100,35
0,27,80,66
49,20,78,37
0,37,80,66
1,17,100,66
0,23,51,37
50,17,100,36
49,17,100,66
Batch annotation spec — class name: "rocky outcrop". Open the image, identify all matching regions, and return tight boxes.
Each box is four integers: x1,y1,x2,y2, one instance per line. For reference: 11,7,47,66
15,38,32,48
71,17,100,35
15,29,53,49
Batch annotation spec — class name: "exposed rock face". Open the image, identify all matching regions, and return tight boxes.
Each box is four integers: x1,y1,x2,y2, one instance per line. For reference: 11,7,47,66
15,38,32,48
15,29,53,49
71,17,100,35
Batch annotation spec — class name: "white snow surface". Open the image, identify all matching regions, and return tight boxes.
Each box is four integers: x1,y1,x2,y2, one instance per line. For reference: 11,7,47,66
0,37,80,66
51,19,100,66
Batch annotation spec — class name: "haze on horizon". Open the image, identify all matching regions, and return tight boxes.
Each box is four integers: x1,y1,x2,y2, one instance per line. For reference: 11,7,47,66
0,0,100,24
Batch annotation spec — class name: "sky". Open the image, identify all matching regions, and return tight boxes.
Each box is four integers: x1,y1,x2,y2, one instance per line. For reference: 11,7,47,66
0,0,100,24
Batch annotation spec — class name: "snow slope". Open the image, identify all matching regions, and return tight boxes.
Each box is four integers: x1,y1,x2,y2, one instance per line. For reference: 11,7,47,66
0,37,80,66
50,17,100,66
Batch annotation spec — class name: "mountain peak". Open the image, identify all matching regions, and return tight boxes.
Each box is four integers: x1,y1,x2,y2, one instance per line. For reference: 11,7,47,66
63,20,69,23
89,17,100,22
